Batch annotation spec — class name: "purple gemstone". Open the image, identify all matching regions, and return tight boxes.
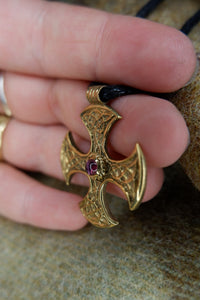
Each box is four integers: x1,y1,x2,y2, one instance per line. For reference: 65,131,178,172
86,159,98,176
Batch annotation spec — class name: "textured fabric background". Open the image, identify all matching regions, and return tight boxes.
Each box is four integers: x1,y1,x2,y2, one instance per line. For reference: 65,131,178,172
0,166,200,300
0,1,200,299
170,54,200,191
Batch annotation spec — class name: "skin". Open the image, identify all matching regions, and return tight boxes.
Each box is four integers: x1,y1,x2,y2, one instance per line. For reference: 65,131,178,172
0,0,197,230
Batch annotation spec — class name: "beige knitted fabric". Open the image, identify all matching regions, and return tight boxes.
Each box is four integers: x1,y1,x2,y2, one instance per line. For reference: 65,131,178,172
169,54,200,190
1,165,200,300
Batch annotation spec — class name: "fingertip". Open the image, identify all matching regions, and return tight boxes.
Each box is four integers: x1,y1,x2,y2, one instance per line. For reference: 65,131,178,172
142,167,164,202
139,99,190,167
162,29,197,91
37,192,88,231
63,213,88,231
111,95,190,168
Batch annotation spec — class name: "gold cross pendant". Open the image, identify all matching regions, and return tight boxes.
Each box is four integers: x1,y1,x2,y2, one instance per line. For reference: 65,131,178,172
60,86,147,228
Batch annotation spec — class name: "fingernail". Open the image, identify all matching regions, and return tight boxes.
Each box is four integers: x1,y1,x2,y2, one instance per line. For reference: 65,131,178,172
183,55,199,87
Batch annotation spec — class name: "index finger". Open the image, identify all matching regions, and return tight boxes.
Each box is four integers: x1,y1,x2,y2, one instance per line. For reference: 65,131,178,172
0,0,196,92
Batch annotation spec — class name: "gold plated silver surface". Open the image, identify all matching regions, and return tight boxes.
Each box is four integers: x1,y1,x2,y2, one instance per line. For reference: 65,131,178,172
61,86,147,228
0,74,12,117
0,115,10,160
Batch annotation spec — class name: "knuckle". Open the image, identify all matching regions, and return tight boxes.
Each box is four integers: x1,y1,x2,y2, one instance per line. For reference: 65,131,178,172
30,2,49,74
94,15,112,79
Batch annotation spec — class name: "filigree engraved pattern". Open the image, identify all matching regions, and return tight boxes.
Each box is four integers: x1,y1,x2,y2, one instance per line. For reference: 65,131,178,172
109,148,140,211
81,105,120,155
60,132,87,184
80,179,118,228
61,100,146,228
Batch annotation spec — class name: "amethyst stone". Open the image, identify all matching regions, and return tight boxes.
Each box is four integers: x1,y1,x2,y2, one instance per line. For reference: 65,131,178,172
86,159,98,176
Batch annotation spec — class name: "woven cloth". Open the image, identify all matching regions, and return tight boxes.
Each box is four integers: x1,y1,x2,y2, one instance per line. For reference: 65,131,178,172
0,1,200,299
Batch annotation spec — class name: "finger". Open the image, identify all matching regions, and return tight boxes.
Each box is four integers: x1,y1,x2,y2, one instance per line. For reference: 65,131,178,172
110,95,190,167
3,76,189,167
3,72,58,124
3,84,189,168
0,163,87,230
0,0,196,91
144,167,164,202
5,76,189,167
2,120,163,202
109,167,164,203
0,163,163,231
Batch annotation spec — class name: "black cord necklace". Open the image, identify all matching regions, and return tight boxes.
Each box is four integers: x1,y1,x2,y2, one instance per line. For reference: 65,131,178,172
96,1,200,104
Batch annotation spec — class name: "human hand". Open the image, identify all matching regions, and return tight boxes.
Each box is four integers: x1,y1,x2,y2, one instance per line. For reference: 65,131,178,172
0,0,197,230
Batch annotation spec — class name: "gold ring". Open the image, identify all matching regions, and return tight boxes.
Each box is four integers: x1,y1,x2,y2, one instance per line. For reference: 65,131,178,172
0,73,12,117
0,115,10,161
61,85,147,229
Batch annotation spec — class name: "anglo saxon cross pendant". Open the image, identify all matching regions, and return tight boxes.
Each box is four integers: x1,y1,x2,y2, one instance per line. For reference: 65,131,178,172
61,86,146,228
